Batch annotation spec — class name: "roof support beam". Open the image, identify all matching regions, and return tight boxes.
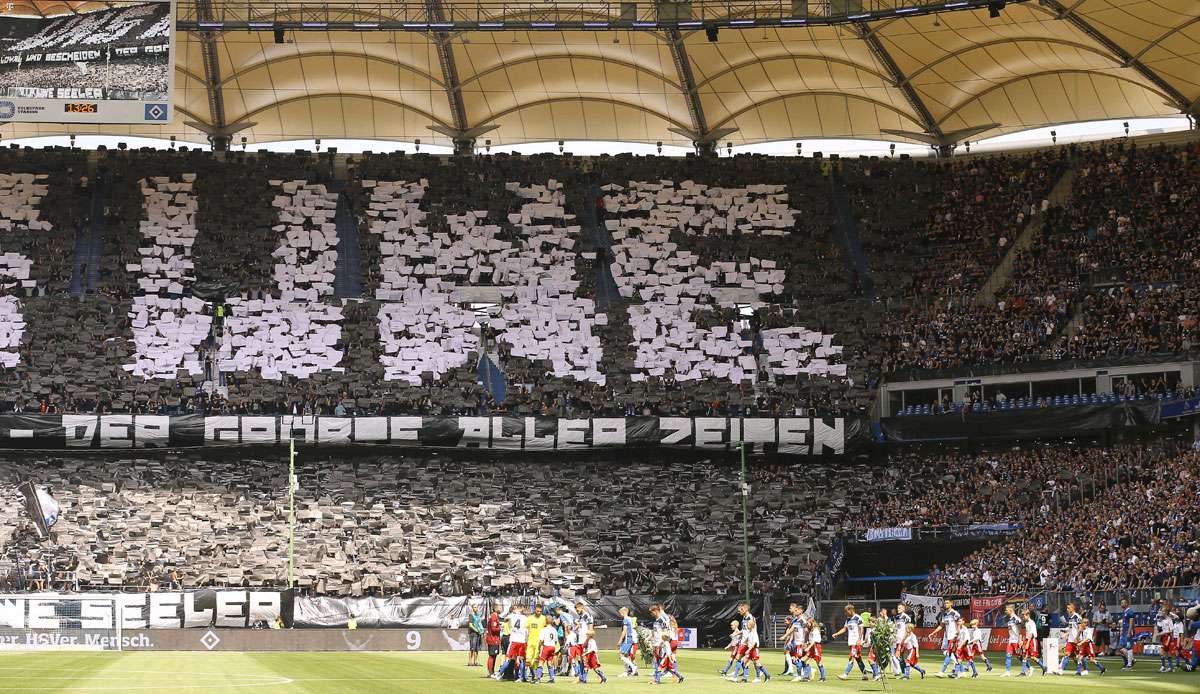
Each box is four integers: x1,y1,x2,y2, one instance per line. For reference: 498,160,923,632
1042,0,1191,112
193,0,235,151
665,29,731,155
1132,15,1200,63
176,1,1029,32
851,21,958,155
425,0,475,155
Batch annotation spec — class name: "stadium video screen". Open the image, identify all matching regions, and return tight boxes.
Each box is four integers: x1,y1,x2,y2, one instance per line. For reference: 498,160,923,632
0,0,173,123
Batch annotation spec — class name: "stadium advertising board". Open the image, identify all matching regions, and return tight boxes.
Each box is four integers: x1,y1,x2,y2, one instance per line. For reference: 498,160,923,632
123,627,622,652
912,627,1013,651
0,414,869,455
0,1,173,123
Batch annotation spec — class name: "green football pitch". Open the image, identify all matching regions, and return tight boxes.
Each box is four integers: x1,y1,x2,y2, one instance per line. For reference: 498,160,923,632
0,648,1192,693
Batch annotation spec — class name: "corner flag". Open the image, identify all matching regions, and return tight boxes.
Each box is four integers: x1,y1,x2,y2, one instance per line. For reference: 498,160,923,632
18,481,60,539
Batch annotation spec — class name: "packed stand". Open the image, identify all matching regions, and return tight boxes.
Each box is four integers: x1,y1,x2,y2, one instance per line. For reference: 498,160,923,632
0,453,865,597
856,438,1180,529
1046,143,1200,359
858,151,1067,374
926,438,1198,593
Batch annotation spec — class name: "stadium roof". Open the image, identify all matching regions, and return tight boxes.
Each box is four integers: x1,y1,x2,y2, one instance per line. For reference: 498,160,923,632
2,0,1198,149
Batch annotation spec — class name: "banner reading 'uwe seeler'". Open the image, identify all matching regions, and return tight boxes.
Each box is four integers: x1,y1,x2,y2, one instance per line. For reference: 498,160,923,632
0,414,866,455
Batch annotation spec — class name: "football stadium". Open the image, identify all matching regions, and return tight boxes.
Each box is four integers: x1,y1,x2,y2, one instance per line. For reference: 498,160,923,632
0,0,1197,692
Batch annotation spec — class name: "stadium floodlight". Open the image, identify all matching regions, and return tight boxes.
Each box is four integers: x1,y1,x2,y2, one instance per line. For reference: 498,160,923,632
656,141,662,154
705,24,719,41
0,594,122,651
414,138,421,152
1050,129,1057,144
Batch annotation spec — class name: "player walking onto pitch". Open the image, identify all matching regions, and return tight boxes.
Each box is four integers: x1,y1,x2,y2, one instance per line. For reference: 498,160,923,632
485,605,502,677
616,607,639,677
899,620,925,680
892,603,913,676
928,598,961,677
650,604,683,683
555,606,575,676
493,605,528,681
969,618,993,672
1155,603,1179,673
953,618,976,678
734,602,770,683
1018,607,1046,676
525,604,548,682
805,617,827,682
720,620,742,680
832,603,869,681
1116,597,1137,670
1076,617,1106,676
571,601,593,681
1001,604,1022,676
651,619,683,685
535,616,560,683
578,628,608,684
1057,601,1084,675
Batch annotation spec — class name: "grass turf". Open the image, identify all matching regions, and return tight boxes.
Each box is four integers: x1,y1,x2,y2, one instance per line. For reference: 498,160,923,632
0,648,1192,692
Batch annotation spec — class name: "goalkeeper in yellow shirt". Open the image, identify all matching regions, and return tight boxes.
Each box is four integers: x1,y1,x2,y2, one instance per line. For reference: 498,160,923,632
525,603,549,681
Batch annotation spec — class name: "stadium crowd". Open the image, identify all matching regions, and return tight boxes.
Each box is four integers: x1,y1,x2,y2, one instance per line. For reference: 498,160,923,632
927,444,1200,594
0,142,1193,416
856,438,1181,529
1,453,860,597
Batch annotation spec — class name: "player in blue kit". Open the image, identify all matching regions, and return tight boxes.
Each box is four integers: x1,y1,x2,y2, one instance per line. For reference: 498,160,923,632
616,606,639,677
1116,597,1137,670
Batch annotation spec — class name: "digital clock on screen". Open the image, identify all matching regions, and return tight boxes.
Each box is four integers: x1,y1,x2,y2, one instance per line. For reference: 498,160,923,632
63,103,99,113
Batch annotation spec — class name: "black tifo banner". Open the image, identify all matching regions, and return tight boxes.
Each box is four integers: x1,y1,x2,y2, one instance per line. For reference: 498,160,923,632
0,590,289,633
0,414,867,456
1,593,753,650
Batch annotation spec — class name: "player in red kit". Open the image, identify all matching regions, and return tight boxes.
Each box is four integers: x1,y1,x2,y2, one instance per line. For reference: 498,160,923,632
485,605,502,677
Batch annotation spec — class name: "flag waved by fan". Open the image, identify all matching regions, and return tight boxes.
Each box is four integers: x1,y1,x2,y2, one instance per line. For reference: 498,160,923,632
17,480,60,539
